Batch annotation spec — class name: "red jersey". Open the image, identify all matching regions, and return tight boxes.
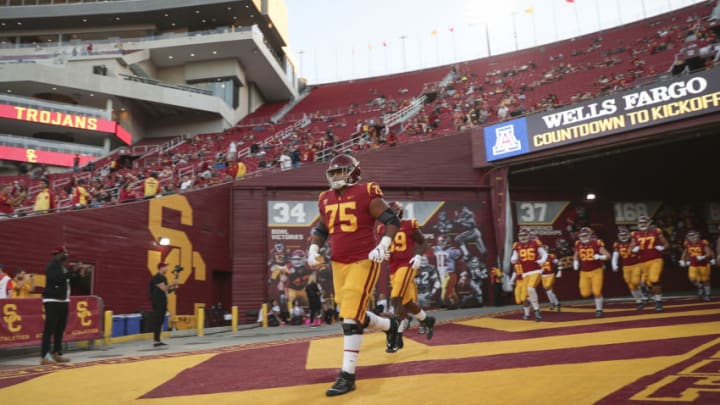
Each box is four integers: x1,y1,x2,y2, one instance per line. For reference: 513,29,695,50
378,219,419,275
613,241,639,266
631,228,664,262
541,253,557,276
512,239,543,273
575,239,605,271
318,182,384,264
684,239,710,266
0,194,13,214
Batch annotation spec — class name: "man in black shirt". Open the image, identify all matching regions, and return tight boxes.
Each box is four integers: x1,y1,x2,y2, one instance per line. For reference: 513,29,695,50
41,245,89,365
149,262,178,347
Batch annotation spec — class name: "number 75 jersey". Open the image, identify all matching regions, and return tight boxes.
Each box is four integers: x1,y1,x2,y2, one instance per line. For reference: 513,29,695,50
318,182,384,264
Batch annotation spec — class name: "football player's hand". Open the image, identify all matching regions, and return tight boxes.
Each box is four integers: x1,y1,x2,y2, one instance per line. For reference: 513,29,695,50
695,255,705,261
711,258,717,266
555,270,562,279
678,260,687,267
573,260,580,271
631,246,640,253
535,259,545,266
593,254,602,260
654,245,665,252
307,244,320,267
369,236,392,263
612,265,619,272
409,254,423,270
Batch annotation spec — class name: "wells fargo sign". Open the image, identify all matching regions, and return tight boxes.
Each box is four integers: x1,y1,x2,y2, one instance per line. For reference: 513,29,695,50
0,296,102,348
0,145,95,167
484,68,720,161
0,104,131,145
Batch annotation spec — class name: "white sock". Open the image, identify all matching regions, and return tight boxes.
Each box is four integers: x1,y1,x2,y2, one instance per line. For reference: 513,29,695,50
704,285,711,296
398,318,408,333
523,306,530,316
631,289,642,303
594,297,603,311
546,290,559,306
528,288,539,310
654,294,662,302
365,310,390,331
341,331,362,374
415,309,427,321
44,353,54,361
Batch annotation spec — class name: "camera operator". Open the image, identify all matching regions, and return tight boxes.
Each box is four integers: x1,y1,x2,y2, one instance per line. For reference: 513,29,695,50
149,262,179,347
12,268,35,298
41,246,90,365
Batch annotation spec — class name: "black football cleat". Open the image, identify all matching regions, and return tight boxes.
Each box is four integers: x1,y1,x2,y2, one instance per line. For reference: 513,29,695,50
326,371,356,397
534,310,542,322
556,303,562,313
655,301,663,312
384,316,400,351
595,310,603,318
421,316,436,340
636,301,647,311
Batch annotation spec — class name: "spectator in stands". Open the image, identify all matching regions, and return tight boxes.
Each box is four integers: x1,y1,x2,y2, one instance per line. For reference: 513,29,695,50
71,178,90,209
73,154,80,172
0,264,13,299
301,146,316,164
0,185,14,218
233,159,246,180
33,178,56,213
180,175,194,190
118,182,136,203
279,149,292,171
144,172,159,199
228,141,237,162
290,146,301,169
10,181,27,212
12,268,35,298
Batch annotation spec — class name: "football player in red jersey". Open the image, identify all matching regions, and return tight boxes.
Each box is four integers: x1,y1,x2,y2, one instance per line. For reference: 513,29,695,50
573,227,610,318
511,228,547,321
509,263,531,319
680,230,715,301
306,154,400,397
378,201,436,353
629,216,669,312
540,246,562,312
612,227,644,309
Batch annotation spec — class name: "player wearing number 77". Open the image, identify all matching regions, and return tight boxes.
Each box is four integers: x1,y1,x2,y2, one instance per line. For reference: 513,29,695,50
628,216,669,312
306,154,401,397
573,227,610,318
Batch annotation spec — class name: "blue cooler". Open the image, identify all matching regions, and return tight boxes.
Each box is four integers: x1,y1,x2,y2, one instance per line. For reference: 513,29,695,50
112,315,126,337
125,313,142,335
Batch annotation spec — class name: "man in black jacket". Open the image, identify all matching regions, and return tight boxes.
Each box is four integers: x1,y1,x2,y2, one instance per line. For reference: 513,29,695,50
41,245,89,365
149,262,178,347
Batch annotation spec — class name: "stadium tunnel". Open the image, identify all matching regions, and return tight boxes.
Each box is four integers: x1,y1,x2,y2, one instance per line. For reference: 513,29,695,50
481,109,720,300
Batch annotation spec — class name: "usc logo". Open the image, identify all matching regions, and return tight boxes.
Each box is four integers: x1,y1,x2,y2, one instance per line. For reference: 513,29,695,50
76,301,92,326
2,304,22,333
26,149,38,163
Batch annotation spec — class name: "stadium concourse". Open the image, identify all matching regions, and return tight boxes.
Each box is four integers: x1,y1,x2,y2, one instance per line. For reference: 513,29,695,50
1,298,719,404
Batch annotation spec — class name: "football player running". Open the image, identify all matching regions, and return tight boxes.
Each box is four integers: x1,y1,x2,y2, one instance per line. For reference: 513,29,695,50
306,154,400,397
540,246,562,312
511,228,547,321
629,216,669,312
680,230,715,301
378,201,436,353
573,227,610,317
612,227,644,309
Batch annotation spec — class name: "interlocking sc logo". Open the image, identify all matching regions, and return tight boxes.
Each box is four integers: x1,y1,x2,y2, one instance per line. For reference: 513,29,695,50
2,303,22,333
76,300,92,326
25,149,38,163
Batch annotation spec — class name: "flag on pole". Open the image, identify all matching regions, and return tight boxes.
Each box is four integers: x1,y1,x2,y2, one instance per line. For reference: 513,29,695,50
524,7,534,14
449,26,455,32
565,0,574,3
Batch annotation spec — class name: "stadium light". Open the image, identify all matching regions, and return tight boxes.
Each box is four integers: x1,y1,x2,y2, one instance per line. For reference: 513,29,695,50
585,193,596,201
158,237,171,246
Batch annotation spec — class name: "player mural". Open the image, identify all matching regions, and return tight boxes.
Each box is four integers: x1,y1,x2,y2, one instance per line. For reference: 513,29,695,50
267,200,495,310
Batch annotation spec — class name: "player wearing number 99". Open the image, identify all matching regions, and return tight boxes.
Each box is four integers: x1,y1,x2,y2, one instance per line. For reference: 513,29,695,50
377,201,436,353
629,216,669,312
573,227,610,318
306,153,400,397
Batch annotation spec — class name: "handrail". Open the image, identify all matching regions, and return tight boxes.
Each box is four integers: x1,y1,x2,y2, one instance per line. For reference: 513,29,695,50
118,74,213,95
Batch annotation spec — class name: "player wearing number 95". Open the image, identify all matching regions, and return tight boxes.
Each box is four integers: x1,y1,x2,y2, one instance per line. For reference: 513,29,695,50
306,153,401,397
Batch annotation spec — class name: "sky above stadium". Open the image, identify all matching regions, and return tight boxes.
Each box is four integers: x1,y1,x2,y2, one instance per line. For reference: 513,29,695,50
286,0,705,84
